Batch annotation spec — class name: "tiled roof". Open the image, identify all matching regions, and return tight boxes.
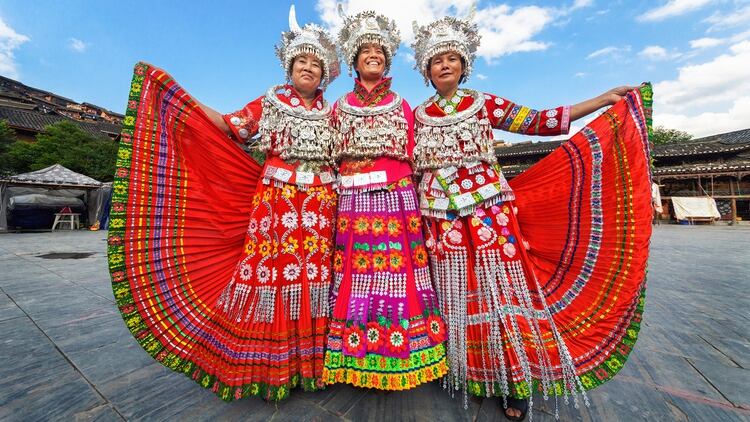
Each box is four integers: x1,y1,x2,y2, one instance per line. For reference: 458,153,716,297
495,140,563,158
652,129,750,158
0,106,121,138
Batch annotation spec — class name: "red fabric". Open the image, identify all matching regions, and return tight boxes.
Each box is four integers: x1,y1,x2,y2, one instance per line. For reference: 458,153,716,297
109,63,333,401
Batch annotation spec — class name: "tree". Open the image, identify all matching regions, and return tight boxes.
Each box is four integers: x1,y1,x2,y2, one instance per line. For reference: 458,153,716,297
0,120,18,176
3,120,118,181
651,126,693,145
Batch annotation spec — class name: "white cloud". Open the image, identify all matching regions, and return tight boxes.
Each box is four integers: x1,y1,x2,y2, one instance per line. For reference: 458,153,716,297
574,72,588,77
638,0,716,22
689,37,724,49
0,16,30,79
654,40,750,136
586,45,631,60
704,5,750,31
69,38,88,53
475,73,487,80
316,0,590,63
639,45,680,60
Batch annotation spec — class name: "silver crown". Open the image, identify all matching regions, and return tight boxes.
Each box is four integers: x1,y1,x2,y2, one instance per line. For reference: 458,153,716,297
411,10,480,86
276,5,340,88
337,6,401,76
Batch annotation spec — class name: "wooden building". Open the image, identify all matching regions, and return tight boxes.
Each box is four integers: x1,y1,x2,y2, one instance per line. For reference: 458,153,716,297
495,128,750,223
0,75,122,142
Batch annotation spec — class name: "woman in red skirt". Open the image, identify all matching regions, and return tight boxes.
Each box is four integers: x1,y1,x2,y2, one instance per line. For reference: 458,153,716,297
109,7,341,401
410,15,652,420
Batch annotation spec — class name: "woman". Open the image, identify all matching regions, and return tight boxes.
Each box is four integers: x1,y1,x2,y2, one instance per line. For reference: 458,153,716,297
411,16,652,420
322,9,449,391
108,7,340,401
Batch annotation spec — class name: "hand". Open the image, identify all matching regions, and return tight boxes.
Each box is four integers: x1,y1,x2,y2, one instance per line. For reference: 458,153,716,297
601,85,641,105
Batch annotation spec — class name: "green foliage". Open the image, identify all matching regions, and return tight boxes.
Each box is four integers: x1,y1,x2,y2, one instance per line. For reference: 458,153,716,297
651,126,693,145
0,120,18,176
0,120,118,182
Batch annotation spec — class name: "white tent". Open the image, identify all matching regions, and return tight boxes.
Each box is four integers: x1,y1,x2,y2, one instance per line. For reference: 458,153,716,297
0,164,102,231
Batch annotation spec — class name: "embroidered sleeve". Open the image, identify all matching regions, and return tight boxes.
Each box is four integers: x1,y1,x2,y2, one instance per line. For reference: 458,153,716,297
485,93,570,136
222,96,263,141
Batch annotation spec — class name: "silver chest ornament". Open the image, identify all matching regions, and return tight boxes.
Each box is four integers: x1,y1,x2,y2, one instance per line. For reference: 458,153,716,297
414,89,497,171
258,85,334,164
333,93,410,163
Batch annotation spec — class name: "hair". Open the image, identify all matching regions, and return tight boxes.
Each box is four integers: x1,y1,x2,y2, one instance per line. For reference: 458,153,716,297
426,55,467,89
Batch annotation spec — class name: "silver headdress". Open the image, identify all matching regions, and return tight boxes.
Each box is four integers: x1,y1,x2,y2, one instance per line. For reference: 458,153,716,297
411,8,481,86
276,5,341,88
336,6,401,76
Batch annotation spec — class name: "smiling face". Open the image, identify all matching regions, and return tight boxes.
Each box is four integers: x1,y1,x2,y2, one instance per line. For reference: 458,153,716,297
354,43,386,80
290,53,323,97
428,51,465,93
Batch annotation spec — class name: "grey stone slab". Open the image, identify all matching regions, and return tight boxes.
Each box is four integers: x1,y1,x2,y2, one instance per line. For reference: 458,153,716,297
699,335,750,369
660,391,750,422
146,388,277,422
0,364,104,422
306,382,369,416
67,336,156,386
270,394,342,422
44,313,126,355
97,363,202,420
637,350,728,403
0,292,25,322
0,316,60,358
343,381,480,422
688,358,750,409
635,326,739,367
71,404,124,422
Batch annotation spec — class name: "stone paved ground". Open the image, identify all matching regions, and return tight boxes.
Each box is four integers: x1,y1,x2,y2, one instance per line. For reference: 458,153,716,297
1,225,748,421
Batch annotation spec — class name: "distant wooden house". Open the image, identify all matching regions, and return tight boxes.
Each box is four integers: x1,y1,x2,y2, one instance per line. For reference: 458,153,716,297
0,75,122,142
495,128,750,223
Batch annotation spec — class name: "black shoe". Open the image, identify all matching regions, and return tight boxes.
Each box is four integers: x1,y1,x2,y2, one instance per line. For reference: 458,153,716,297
502,396,529,421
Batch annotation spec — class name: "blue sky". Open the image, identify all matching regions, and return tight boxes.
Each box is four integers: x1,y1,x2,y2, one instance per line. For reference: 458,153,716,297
1,0,748,142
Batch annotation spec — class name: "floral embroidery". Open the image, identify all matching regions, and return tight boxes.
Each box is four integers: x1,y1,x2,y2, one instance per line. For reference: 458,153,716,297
371,216,386,236
302,211,318,228
281,212,298,229
283,263,301,281
303,236,319,253
333,250,345,272
258,241,272,257
352,251,371,273
281,185,297,199
372,252,388,272
256,265,271,283
337,216,350,233
239,263,253,281
427,315,445,343
406,214,421,233
366,322,385,352
387,217,403,236
353,216,370,235
389,250,405,272
281,238,298,254
412,245,428,268
386,325,408,353
306,263,318,280
344,325,366,355
503,242,516,258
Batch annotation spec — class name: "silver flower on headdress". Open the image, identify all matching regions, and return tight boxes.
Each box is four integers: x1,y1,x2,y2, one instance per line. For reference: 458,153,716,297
411,9,481,86
276,5,341,88
336,6,401,76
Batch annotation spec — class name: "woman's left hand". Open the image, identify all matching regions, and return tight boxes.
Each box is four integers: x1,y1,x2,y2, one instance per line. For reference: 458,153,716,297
602,85,641,105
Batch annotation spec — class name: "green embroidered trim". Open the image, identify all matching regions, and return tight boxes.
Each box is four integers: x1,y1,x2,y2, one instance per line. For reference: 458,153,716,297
108,62,324,402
